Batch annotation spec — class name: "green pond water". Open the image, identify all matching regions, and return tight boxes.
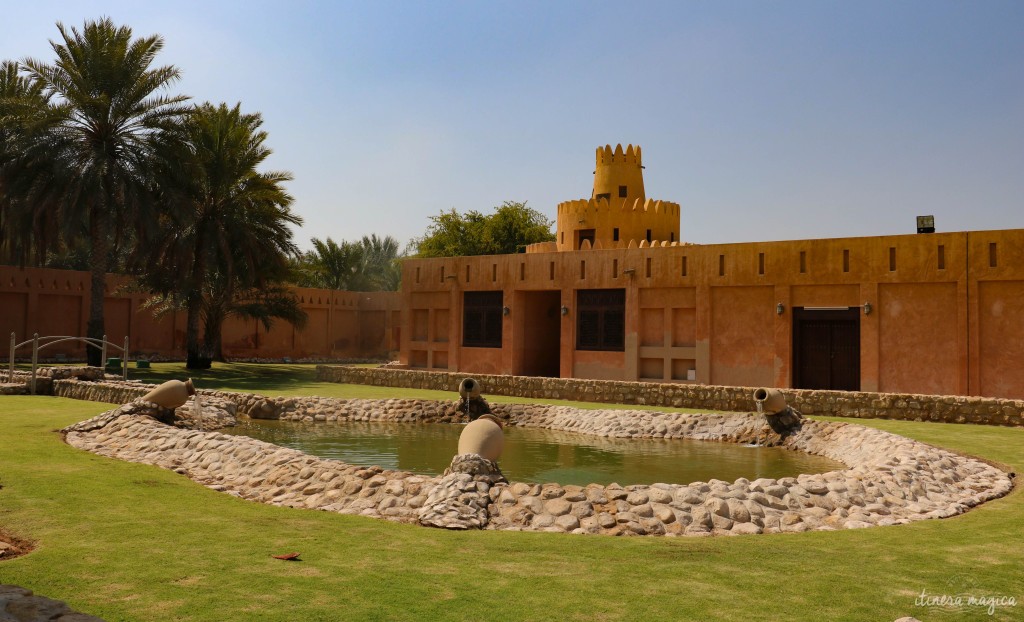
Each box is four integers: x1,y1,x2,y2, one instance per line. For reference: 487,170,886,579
224,420,844,487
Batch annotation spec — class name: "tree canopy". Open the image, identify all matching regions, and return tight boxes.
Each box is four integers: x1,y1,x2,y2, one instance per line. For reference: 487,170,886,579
0,18,188,364
141,101,302,368
413,201,554,258
293,234,403,291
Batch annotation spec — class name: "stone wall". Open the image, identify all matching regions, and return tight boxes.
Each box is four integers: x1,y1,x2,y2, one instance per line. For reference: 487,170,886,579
4,372,53,395
317,365,1024,427
51,379,271,418
50,378,522,426
0,383,26,395
6,367,107,395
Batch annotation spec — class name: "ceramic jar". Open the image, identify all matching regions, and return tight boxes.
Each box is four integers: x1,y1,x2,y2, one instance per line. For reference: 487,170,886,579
141,378,196,409
753,387,787,414
457,414,504,461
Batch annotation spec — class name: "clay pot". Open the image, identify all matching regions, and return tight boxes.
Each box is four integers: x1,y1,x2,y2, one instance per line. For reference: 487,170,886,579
753,387,787,415
457,416,504,461
458,377,482,400
142,379,196,409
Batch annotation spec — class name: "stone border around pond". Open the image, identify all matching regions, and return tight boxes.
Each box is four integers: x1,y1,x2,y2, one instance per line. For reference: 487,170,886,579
60,388,1014,537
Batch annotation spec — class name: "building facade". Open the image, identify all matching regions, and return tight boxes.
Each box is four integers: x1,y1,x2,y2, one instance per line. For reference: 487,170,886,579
399,144,1024,399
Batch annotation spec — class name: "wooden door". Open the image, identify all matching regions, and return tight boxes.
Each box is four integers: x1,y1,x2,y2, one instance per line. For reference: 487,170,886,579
793,308,860,391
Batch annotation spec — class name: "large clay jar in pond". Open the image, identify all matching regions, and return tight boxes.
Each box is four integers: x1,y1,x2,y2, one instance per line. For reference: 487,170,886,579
753,387,787,414
141,379,195,409
457,414,504,461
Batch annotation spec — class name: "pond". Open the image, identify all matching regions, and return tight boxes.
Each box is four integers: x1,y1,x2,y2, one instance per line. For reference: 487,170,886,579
225,420,844,486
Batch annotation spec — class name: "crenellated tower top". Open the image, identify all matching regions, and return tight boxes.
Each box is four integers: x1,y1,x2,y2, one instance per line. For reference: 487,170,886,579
534,143,680,252
592,144,645,205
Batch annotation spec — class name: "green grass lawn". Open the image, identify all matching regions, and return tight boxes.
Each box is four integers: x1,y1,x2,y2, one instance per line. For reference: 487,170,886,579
0,371,1021,620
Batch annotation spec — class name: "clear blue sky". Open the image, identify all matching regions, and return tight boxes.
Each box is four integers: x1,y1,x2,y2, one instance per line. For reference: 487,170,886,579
3,1,1023,250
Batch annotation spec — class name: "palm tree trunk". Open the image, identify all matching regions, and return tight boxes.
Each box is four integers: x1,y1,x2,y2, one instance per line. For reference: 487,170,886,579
86,205,108,367
185,294,206,369
201,310,225,362
185,232,210,369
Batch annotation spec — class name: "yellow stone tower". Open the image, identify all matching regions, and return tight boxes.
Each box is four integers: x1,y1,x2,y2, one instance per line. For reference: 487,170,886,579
553,144,680,251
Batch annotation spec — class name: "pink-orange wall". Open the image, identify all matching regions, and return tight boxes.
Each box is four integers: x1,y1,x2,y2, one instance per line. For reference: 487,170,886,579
400,229,1024,399
0,266,400,361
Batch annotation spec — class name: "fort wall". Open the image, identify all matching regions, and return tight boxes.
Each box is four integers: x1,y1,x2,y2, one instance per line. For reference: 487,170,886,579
0,265,400,361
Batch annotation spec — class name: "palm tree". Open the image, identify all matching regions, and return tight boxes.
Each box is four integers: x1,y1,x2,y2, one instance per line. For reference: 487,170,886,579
200,268,307,361
5,20,188,365
146,102,300,368
297,237,367,290
294,234,402,291
0,60,60,266
359,233,402,291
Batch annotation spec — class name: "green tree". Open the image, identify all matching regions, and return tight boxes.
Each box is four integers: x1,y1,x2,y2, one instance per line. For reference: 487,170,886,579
413,201,554,258
199,257,307,361
358,234,402,290
143,262,307,363
297,237,367,290
145,102,300,368
295,234,403,291
0,60,54,266
2,20,188,365
1,60,134,273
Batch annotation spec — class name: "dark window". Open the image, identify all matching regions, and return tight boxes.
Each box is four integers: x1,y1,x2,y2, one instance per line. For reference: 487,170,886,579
619,185,627,198
937,245,945,270
463,291,503,348
613,228,619,241
646,229,652,242
577,229,595,249
576,289,625,351
596,192,611,201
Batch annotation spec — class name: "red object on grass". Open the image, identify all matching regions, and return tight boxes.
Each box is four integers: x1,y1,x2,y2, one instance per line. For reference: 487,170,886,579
272,552,301,560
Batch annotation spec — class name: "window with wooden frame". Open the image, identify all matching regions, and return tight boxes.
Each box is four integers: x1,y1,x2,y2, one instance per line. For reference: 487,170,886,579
576,289,625,351
462,291,503,347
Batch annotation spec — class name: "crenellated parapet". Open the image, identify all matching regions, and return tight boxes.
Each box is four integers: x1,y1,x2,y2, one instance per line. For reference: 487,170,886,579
558,196,680,217
596,143,642,166
555,194,681,252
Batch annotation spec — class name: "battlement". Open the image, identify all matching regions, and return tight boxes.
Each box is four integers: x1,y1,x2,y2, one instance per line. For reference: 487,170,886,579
596,143,642,167
555,196,681,251
558,197,680,217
